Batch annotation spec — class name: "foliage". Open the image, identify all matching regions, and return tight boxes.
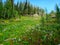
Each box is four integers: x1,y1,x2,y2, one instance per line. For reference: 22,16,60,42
0,0,3,18
0,0,44,19
0,16,40,45
0,0,60,45
56,4,60,24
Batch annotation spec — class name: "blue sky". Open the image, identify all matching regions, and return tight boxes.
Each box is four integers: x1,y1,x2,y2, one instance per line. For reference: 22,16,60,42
3,0,60,13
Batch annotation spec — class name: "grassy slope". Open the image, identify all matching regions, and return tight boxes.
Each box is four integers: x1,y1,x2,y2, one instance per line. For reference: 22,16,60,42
0,16,40,43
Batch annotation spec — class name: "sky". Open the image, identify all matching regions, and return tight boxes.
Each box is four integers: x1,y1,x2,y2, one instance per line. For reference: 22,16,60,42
3,0,60,13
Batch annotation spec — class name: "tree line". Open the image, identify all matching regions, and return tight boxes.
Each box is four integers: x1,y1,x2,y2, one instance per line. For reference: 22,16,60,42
0,0,44,19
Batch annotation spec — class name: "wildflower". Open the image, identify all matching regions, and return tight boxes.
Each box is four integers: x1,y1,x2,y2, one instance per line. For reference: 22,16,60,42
18,38,21,41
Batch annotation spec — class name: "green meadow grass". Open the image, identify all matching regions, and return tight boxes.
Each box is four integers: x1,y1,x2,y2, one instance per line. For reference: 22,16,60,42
0,16,40,44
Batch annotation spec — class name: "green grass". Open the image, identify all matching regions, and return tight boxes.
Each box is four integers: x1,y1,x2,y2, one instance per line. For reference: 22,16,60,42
0,16,40,44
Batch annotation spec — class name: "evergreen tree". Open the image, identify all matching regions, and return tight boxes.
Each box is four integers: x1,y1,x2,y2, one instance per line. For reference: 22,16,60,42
28,2,34,15
10,0,14,17
23,0,28,15
19,2,24,15
4,0,13,19
56,4,60,24
0,0,3,18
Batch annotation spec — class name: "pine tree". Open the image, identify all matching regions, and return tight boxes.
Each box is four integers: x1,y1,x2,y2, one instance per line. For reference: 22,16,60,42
56,4,60,24
4,0,14,19
10,0,14,17
0,0,3,18
23,0,28,15
19,2,24,15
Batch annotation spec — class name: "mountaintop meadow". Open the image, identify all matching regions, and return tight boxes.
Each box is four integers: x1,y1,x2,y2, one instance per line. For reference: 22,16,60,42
0,0,60,45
